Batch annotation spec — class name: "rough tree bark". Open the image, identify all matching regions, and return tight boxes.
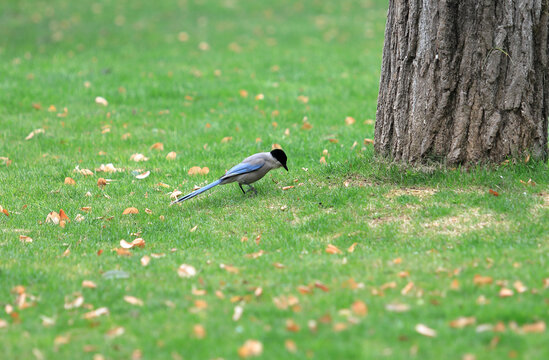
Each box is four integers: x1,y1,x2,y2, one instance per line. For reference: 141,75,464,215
375,0,549,165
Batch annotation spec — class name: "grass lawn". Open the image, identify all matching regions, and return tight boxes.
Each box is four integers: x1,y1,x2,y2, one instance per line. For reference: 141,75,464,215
1,0,548,359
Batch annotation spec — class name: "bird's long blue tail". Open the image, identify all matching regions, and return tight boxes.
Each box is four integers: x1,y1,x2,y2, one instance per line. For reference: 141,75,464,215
171,179,222,204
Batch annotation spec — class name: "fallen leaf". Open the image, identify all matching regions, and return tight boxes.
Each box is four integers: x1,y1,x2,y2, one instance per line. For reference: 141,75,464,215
255,94,264,100
345,116,355,125
285,339,297,353
95,96,108,106
45,211,60,225
449,317,476,329
193,324,206,339
19,235,33,243
272,143,282,150
513,281,527,293
401,282,414,295
499,288,514,298
301,122,313,130
282,186,294,190
238,340,263,358
105,326,124,339
522,321,546,333
166,151,177,160
140,255,151,266
40,315,55,327
489,189,499,196
150,142,164,151
473,274,493,286
297,95,309,104
25,128,45,140
286,319,300,332
97,178,107,187
64,177,76,185
347,242,358,252
314,281,330,292
122,207,139,215
320,156,327,165
115,248,132,256
333,323,348,332
351,300,368,316
178,264,197,278
123,295,144,306
135,171,150,180
221,264,239,274
0,319,7,329
326,244,342,254
415,324,437,337
364,138,374,145
83,307,109,319
239,89,248,98
130,153,149,162
64,293,84,310
82,280,97,289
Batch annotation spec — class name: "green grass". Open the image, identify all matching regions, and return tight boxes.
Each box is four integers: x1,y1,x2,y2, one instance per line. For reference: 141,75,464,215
1,0,548,359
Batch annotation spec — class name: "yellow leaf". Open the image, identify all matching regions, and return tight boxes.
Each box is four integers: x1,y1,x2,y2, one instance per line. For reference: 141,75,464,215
122,207,139,215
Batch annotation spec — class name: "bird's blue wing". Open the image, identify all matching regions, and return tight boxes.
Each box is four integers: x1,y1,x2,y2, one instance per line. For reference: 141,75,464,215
222,161,264,178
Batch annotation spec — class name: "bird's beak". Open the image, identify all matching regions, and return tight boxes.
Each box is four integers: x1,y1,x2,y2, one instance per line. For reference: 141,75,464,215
283,165,288,171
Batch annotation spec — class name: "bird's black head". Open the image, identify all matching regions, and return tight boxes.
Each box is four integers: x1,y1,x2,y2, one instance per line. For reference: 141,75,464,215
270,149,288,171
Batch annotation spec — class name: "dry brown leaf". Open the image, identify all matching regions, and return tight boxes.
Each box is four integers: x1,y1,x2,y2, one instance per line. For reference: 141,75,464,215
415,324,437,337
0,319,8,329
272,143,282,150
521,321,546,333
326,244,342,254
135,171,150,180
221,264,239,274
301,122,313,130
333,323,348,332
499,288,514,298
82,280,97,289
363,138,374,145
105,326,124,339
140,255,151,266
129,153,149,162
314,281,330,292
166,151,177,160
245,250,265,259
97,178,107,187
123,295,144,306
319,156,327,165
513,281,527,293
255,234,262,244
450,279,460,290
449,317,476,329
473,274,493,286
401,282,414,295
83,307,109,319
122,207,139,215
46,211,60,225
81,207,92,212
282,186,294,190
95,96,108,106
489,189,500,196
25,128,45,140
351,300,368,316
19,235,33,243
273,262,285,269
64,177,76,185
238,339,263,358
255,94,264,100
286,319,300,332
345,116,356,125
297,95,309,104
193,324,206,339
239,89,248,98
285,339,297,353
178,264,197,278
115,248,132,256
347,242,358,253
64,293,84,310
150,142,164,151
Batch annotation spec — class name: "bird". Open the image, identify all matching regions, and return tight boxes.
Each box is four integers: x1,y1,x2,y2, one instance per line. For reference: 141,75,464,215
171,149,288,204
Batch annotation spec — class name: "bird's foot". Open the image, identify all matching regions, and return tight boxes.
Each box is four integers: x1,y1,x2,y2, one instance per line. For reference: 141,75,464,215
245,185,258,196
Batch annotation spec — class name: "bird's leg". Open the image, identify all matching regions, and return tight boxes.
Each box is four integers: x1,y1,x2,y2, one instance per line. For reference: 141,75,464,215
238,183,246,194
247,184,258,195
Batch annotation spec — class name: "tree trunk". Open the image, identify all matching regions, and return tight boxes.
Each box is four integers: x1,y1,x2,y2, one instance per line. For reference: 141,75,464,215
375,0,549,165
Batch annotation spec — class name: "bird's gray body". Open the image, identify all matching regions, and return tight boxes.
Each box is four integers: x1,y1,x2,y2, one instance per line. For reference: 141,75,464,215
220,152,281,185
